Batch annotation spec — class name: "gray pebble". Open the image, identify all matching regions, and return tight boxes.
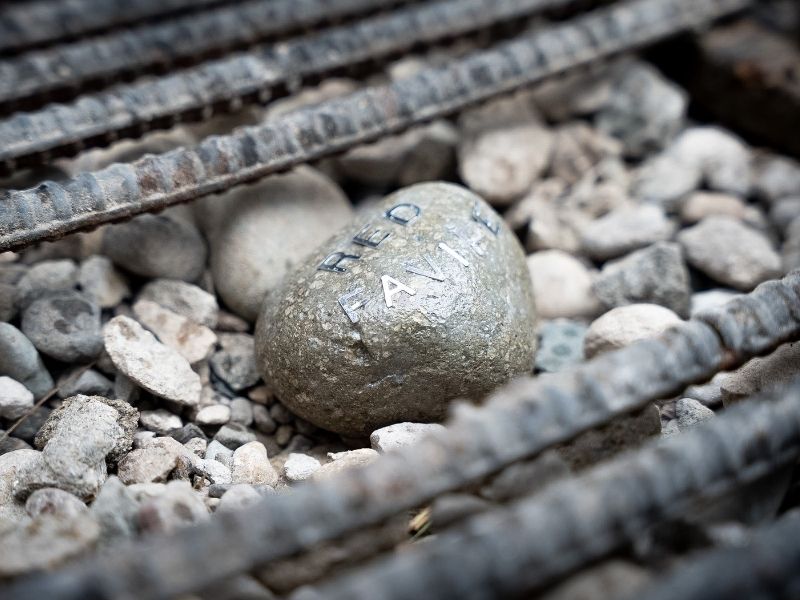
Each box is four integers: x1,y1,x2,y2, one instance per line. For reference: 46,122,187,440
675,398,715,431
274,424,293,447
527,250,600,320
118,446,179,485
268,402,294,425
581,205,676,261
313,449,379,480
632,152,702,209
0,322,54,398
214,423,257,450
21,290,103,362
25,487,87,519
0,376,34,420
535,320,587,373
285,434,313,454
78,256,130,308
229,398,254,427
252,405,277,435
136,480,208,534
139,409,183,435
209,333,260,392
57,368,114,400
549,122,621,186
205,440,234,468
753,153,800,203
198,458,232,485
671,127,752,196
15,259,78,307
89,476,139,541
217,484,262,513
769,196,800,234
138,279,219,328
195,404,231,426
167,423,207,444
8,406,50,444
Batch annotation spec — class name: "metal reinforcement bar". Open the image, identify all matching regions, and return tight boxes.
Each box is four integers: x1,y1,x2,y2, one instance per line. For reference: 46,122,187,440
299,384,800,600
0,0,412,112
0,0,238,55
638,511,800,600
0,0,751,252
0,0,578,166
1,263,795,599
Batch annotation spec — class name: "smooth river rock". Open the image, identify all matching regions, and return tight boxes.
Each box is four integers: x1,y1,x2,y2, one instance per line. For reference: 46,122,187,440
256,183,537,436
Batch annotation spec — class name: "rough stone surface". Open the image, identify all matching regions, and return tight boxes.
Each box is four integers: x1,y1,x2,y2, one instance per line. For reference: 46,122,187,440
198,458,232,485
209,333,260,392
101,213,207,282
231,441,277,487
593,242,691,317
580,205,676,260
133,299,217,364
675,398,715,431
584,304,682,359
0,376,34,420
15,259,78,307
670,127,752,196
117,446,179,484
549,122,622,185
104,316,201,406
78,256,129,308
678,216,782,291
256,183,537,436
0,323,54,398
89,476,139,541
205,166,353,321
139,409,183,435
721,342,800,406
25,487,87,519
313,449,379,480
56,368,113,399
138,279,218,328
535,320,587,373
370,422,446,453
282,453,321,482
21,290,103,362
527,250,600,319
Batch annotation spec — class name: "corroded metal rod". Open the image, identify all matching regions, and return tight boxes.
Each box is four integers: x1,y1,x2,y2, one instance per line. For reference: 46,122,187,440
0,0,751,253
0,0,576,166
1,267,793,599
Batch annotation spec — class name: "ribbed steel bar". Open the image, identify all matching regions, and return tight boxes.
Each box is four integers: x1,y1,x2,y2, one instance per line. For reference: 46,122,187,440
0,0,412,112
0,0,751,253
301,384,800,600
1,261,795,600
0,0,235,55
638,511,800,600
0,0,576,167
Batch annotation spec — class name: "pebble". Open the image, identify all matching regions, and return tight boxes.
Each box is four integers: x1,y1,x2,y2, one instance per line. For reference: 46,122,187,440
282,453,322,482
229,398,254,427
675,398,715,431
684,371,728,408
782,217,800,272
689,289,740,317
117,446,179,484
138,279,219,328
56,368,113,399
214,423,257,450
0,376,34,420
274,425,293,447
753,153,800,203
580,205,676,260
457,94,553,205
680,192,762,226
313,449,379,480
205,167,353,321
7,405,49,444
670,127,752,196
89,476,139,541
769,197,800,234
205,440,234,468
139,409,183,435
198,458,232,485
104,316,202,406
21,290,103,362
78,256,129,308
593,242,691,317
595,61,687,158
216,484,263,513
183,436,207,456
0,283,16,322
101,213,207,282
677,216,782,291
231,441,277,487
25,487,87,519
549,122,622,185
370,422,446,453
132,299,217,364
137,480,208,534
196,404,232,426
15,259,78,307
0,323,53,398
584,304,682,359
252,405,277,435
526,250,600,319
256,183,537,436
632,152,702,209
209,333,261,392
535,320,588,373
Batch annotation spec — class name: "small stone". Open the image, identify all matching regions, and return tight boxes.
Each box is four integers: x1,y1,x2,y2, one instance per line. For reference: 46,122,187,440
670,127,752,196
593,242,691,317
209,333,260,392
168,423,207,444
0,323,53,398
139,409,183,435
104,316,202,406
15,259,78,307
678,216,782,291
595,61,687,158
370,422,446,453
229,398,254,427
282,453,321,483
214,423,256,450
0,376,34,420
198,458,232,485
313,449,378,480
721,343,800,406
231,441,277,487
143,436,200,471
527,250,600,319
769,197,800,234
580,205,676,261
25,487,87,519
217,484,262,513
184,436,207,457
7,406,49,444
89,476,139,541
753,153,800,203
684,371,729,408
101,213,207,282
137,480,208,534
549,122,622,185
132,299,217,364
21,290,103,362
138,279,219,328
675,398,714,431
196,404,231,426
205,167,353,321
252,405,277,435
268,402,294,425
205,440,234,468
584,304,682,359
530,66,612,121
117,446,179,484
689,289,740,317
632,152,702,209
680,192,760,225
661,420,680,438
285,434,313,454
274,424,293,447
56,368,113,399
535,320,587,373
215,310,251,333
78,256,129,308
132,430,156,448
457,93,553,205
0,283,17,322
256,183,537,436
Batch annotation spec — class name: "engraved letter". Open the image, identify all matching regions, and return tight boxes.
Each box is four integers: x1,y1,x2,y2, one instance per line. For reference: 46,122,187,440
318,251,360,273
384,203,421,226
438,242,470,267
381,275,417,308
338,287,370,323
353,223,391,248
472,201,499,236
404,253,445,282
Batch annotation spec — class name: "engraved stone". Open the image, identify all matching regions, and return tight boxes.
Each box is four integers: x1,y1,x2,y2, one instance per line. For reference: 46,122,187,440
256,183,537,436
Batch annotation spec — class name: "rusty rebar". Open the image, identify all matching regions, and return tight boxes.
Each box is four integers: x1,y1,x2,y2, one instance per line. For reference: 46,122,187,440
0,0,751,253
1,262,794,600
0,0,578,167
0,0,412,113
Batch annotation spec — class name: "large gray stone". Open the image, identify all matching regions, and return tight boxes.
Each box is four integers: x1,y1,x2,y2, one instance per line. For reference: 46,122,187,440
256,182,537,435
0,323,53,399
207,166,353,322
